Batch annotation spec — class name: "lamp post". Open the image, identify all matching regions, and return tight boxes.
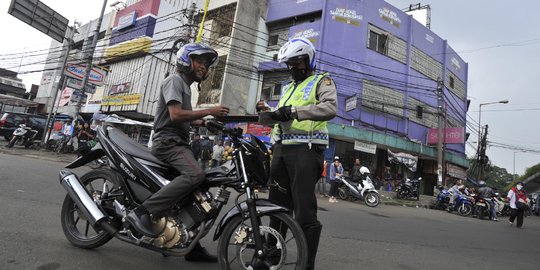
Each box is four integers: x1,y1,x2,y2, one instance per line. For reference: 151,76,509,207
476,100,508,181
513,151,518,181
477,100,509,149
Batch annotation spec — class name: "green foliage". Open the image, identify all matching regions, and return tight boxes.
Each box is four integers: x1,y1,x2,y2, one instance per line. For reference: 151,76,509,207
466,158,514,191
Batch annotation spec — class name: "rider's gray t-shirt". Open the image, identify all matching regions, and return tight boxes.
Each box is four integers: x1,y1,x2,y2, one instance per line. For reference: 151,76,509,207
152,73,192,146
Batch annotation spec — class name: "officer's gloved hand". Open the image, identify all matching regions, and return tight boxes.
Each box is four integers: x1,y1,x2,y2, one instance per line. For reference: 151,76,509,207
271,106,293,122
206,120,224,133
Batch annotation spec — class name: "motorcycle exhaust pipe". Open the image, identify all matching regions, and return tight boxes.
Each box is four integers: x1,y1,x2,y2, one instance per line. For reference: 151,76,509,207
59,170,106,226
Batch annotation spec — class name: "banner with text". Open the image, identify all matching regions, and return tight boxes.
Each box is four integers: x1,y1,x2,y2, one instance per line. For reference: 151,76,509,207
427,127,465,144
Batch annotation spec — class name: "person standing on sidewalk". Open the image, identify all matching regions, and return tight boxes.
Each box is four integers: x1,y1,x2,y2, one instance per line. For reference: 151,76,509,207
256,37,337,270
328,156,343,203
317,160,329,197
507,181,529,228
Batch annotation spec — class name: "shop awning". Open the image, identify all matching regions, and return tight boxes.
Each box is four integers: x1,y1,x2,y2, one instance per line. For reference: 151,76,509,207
0,93,39,107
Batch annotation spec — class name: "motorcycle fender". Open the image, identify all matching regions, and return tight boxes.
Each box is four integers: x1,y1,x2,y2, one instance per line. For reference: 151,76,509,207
361,189,378,198
213,199,289,241
65,146,106,169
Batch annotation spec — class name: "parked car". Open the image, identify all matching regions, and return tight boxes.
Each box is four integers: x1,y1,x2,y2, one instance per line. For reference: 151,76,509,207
0,112,47,141
530,192,540,216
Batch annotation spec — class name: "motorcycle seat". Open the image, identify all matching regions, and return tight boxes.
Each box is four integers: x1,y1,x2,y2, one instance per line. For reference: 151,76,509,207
108,128,170,167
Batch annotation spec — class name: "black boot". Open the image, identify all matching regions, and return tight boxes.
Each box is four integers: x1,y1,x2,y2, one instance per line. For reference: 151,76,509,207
126,206,161,238
185,242,217,262
303,222,322,270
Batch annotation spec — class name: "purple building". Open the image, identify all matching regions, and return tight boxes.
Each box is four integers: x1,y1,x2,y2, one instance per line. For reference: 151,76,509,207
260,0,468,194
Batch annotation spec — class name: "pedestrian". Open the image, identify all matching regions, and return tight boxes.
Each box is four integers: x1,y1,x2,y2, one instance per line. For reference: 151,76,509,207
126,42,228,262
211,139,225,167
351,158,362,183
256,37,337,270
199,136,212,170
190,133,202,163
317,160,329,197
76,122,96,157
328,156,343,203
507,181,529,228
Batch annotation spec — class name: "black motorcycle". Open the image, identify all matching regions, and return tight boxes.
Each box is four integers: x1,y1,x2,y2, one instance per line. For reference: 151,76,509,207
396,177,422,201
58,124,308,269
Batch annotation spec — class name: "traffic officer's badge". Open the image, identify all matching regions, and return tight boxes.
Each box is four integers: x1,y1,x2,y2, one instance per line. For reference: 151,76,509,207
323,77,332,86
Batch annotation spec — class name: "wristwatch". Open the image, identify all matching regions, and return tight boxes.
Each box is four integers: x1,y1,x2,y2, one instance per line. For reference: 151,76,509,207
291,106,298,119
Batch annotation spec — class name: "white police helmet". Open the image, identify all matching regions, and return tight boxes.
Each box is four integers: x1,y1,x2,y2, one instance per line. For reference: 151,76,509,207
277,37,316,69
359,166,370,175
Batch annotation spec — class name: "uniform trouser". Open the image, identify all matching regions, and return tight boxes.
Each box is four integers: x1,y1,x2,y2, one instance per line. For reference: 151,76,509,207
268,142,324,270
143,139,204,215
509,208,524,227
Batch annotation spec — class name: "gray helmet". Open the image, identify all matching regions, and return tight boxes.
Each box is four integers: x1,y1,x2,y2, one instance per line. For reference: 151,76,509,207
478,180,486,187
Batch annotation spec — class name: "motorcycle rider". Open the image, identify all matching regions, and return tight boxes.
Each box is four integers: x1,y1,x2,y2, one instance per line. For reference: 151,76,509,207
256,37,338,270
448,179,468,211
126,42,228,262
477,180,498,221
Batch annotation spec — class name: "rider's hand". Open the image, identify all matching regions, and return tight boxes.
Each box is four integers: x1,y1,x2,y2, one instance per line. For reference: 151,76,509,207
271,106,293,122
256,100,270,112
208,106,230,118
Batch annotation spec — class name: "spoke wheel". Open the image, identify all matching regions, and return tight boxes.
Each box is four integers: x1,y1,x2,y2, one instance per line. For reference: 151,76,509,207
458,203,473,216
60,169,122,249
217,212,307,270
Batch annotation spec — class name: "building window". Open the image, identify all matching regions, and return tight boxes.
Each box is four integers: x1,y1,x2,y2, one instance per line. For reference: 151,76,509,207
268,35,279,46
368,29,388,54
416,106,424,119
197,55,227,105
261,71,290,101
449,76,455,89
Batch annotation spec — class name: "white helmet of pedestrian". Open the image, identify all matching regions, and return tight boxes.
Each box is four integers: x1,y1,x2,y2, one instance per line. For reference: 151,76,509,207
359,166,370,175
277,37,316,69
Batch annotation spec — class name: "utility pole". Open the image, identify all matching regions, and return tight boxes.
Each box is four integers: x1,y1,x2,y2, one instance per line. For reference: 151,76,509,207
477,124,489,181
165,3,198,78
436,78,444,186
42,24,77,143
75,0,108,121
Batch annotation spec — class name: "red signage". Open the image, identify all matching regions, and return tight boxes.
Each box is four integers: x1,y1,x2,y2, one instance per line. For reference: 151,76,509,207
427,127,464,144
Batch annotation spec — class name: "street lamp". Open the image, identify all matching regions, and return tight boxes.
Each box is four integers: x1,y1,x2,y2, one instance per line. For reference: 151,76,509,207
513,151,518,181
477,100,508,181
478,100,509,147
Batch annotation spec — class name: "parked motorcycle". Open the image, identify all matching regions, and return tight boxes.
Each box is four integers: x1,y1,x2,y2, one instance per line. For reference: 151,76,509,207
7,124,38,148
396,177,422,201
493,195,511,217
336,168,380,207
431,186,451,210
58,124,308,269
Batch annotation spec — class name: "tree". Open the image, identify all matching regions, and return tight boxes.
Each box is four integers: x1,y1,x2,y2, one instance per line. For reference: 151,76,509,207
466,158,513,191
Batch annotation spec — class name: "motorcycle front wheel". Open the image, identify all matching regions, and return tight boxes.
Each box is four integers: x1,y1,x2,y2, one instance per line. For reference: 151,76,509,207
60,169,122,249
364,192,380,207
7,136,18,148
458,203,473,216
217,211,308,270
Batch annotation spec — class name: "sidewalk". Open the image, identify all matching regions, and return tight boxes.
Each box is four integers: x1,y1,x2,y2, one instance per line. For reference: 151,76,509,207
0,143,77,164
378,190,434,208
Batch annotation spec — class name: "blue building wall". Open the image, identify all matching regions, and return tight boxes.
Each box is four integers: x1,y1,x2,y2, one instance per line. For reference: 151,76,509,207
264,0,468,157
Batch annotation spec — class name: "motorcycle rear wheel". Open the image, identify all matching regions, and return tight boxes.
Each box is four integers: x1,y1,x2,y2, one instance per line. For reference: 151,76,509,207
364,192,380,207
217,212,308,270
60,169,122,249
337,187,349,201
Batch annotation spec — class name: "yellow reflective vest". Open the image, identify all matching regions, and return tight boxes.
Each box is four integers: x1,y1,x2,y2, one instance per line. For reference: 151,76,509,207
272,73,329,146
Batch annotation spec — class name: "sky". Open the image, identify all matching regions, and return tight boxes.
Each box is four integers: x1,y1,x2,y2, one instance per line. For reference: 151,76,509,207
1,0,540,176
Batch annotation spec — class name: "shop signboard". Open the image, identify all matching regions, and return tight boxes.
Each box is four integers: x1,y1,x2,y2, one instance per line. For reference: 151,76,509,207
354,140,376,154
102,93,141,106
64,64,107,86
427,127,465,144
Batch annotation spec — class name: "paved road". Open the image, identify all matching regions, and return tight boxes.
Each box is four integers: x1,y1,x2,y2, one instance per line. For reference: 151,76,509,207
1,152,539,270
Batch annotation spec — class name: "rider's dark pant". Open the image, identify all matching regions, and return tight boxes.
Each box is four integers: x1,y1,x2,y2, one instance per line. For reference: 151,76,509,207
268,142,324,270
143,138,204,215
